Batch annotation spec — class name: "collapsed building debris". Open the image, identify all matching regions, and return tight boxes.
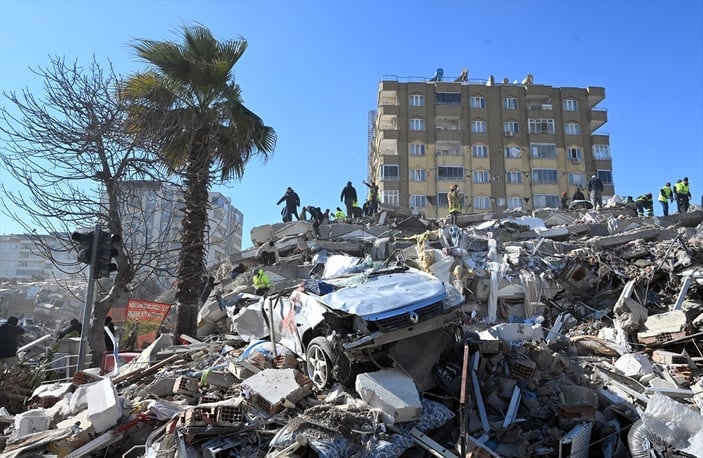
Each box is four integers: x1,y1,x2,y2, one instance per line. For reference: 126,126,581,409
1,207,703,457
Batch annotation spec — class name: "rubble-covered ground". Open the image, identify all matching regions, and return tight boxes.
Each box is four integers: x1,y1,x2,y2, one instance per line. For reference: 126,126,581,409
2,203,703,458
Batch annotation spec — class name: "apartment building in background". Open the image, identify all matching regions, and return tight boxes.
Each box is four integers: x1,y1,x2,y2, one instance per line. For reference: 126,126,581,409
115,181,243,274
0,234,74,280
368,70,614,217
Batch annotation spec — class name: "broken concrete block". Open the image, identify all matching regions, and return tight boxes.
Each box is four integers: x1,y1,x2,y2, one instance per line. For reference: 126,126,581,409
146,377,178,397
173,376,200,395
14,409,51,436
652,350,688,365
355,368,422,424
242,368,312,416
86,378,123,434
637,310,689,345
614,354,654,378
201,370,237,388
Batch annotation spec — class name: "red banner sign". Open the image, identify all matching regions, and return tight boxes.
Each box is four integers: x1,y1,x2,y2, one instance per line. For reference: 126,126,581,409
126,300,171,323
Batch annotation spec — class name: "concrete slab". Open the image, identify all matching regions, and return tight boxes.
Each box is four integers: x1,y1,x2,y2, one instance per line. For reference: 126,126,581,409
241,368,311,416
86,378,123,433
355,368,422,424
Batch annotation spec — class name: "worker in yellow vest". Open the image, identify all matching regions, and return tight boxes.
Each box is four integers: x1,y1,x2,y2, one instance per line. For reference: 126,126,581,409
658,182,674,216
675,177,691,213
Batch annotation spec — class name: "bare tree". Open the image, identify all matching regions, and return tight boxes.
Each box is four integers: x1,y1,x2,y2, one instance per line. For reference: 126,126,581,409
0,56,176,365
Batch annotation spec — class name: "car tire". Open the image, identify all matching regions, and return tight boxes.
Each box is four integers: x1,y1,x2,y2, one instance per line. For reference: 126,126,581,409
306,337,335,390
333,351,359,387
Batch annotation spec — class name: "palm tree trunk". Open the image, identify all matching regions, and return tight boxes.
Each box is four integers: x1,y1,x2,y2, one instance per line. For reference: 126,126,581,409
174,147,211,337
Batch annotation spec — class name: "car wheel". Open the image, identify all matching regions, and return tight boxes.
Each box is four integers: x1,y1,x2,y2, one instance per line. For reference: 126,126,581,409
306,337,335,389
333,351,359,387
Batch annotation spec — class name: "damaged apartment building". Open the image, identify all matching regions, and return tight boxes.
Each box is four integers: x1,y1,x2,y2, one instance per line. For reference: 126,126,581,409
2,198,703,458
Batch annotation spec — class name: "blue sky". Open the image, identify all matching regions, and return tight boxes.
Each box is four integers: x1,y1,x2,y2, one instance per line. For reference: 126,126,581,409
1,0,702,248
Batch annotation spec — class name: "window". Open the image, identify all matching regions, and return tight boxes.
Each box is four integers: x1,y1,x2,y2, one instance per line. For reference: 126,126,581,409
474,196,490,209
563,99,578,112
534,194,560,209
504,121,519,134
567,147,583,163
505,146,522,158
471,120,487,133
530,143,557,159
437,192,449,208
532,168,558,184
409,143,425,156
470,96,486,108
593,144,611,160
410,118,425,131
508,197,523,209
436,92,461,106
568,172,585,188
472,145,488,158
473,170,490,183
506,171,523,184
528,118,555,134
410,169,426,181
410,94,424,107
410,195,426,208
381,164,399,181
504,97,518,110
565,122,581,135
382,190,399,206
597,169,614,185
437,166,464,180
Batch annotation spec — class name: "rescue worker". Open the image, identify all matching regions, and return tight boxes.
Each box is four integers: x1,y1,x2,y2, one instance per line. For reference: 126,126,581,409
635,193,654,217
448,184,462,224
572,188,585,201
0,316,25,368
57,318,82,340
302,205,324,238
256,241,278,266
658,182,674,216
363,181,380,215
277,187,301,222
675,177,691,213
340,181,357,220
587,174,603,210
351,200,363,219
333,207,346,221
252,268,271,296
673,179,683,213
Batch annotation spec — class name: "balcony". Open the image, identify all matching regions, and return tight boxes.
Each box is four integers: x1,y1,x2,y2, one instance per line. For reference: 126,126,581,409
589,108,608,132
587,86,605,108
378,104,399,116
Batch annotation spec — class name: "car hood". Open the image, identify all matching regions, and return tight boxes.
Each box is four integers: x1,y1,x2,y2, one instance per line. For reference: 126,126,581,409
319,268,448,320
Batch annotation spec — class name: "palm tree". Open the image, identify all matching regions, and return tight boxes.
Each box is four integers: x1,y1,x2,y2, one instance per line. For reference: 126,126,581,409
123,25,276,336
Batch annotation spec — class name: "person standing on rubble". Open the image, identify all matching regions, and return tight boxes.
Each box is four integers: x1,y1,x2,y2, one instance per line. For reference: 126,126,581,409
448,184,462,224
277,187,301,222
572,187,585,201
334,207,346,221
658,182,675,216
560,192,569,210
340,181,357,221
363,180,379,215
0,316,25,368
587,174,603,210
252,268,271,296
675,177,691,213
635,193,654,217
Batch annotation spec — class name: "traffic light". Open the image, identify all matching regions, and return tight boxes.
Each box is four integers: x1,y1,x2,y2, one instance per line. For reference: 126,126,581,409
71,230,94,265
96,231,120,279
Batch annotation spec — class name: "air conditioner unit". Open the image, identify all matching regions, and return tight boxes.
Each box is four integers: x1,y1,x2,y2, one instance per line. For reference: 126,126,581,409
504,131,514,137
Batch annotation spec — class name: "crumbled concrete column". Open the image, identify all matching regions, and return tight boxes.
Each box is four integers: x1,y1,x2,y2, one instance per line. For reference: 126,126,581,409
87,378,123,433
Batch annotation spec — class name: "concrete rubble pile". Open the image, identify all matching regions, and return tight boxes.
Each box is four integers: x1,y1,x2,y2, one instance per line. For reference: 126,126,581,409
2,206,703,457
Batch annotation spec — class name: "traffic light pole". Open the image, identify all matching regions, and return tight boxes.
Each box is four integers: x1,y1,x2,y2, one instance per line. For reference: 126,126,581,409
76,224,102,372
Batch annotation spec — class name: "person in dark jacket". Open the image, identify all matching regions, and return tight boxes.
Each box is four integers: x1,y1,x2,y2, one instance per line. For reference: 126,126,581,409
560,192,569,210
635,193,654,217
572,188,585,201
302,205,324,238
340,181,357,220
277,187,301,222
587,175,604,210
0,316,25,368
104,316,116,352
57,318,82,340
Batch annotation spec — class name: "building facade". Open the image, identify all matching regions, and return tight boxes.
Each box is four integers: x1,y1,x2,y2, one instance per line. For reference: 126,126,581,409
0,234,74,280
115,181,243,273
368,71,614,217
